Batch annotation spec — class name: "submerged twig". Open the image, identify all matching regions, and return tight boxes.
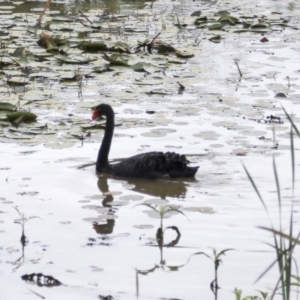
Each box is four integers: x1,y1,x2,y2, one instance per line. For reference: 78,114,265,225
36,0,52,27
79,10,93,24
287,76,290,88
234,60,243,77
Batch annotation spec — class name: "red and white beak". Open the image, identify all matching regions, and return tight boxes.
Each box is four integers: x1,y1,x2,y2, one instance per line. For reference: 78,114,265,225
92,109,99,120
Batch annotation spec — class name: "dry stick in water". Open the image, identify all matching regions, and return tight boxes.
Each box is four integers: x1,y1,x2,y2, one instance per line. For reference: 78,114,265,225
150,31,161,45
235,60,243,77
36,0,52,27
79,11,93,24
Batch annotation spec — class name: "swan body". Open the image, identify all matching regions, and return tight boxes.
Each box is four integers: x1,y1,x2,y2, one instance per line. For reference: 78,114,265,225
92,104,199,179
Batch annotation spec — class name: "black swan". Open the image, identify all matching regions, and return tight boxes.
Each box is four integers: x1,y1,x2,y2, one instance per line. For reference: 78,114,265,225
92,104,199,179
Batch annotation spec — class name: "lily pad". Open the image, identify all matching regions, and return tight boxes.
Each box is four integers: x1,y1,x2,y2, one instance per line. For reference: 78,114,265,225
131,62,162,73
0,102,15,111
7,111,37,123
102,53,129,66
208,23,224,30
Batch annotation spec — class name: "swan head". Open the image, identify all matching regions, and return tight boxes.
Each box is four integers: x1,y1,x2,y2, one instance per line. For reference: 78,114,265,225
92,103,113,120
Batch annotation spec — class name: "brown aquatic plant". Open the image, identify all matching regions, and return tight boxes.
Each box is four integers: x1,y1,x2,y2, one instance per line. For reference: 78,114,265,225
36,0,52,27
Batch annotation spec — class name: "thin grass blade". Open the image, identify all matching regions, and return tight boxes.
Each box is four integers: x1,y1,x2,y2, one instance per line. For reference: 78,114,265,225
242,164,270,218
134,203,159,213
285,208,295,300
258,227,300,245
272,156,282,221
191,251,213,261
290,126,295,192
216,248,235,259
254,253,283,283
164,207,190,221
281,105,300,138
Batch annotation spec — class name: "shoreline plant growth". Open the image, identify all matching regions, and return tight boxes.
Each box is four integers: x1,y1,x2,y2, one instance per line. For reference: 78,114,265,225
242,108,300,300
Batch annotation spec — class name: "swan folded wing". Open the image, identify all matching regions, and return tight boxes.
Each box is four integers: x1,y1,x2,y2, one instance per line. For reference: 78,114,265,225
111,151,197,179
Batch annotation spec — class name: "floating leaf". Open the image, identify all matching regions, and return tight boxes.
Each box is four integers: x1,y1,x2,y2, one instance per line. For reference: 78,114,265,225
191,11,201,17
55,55,96,64
109,41,131,53
7,76,29,86
7,111,37,123
209,35,222,43
93,65,112,73
79,41,108,52
102,53,129,66
0,102,15,111
176,51,194,58
156,44,176,54
217,10,231,16
275,92,287,98
12,47,26,58
194,16,208,25
251,23,268,29
219,15,239,25
208,23,224,30
131,62,162,73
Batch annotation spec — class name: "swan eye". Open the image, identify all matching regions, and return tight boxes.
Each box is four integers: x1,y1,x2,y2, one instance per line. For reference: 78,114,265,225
92,110,100,120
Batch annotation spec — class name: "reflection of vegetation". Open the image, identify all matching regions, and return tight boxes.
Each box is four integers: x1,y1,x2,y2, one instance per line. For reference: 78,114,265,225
192,248,234,300
13,207,40,270
243,107,300,300
135,203,187,247
135,203,189,297
14,206,40,247
135,247,189,298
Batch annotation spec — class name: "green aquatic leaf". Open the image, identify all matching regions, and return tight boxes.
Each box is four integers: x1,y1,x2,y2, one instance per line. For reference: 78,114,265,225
131,62,162,73
102,53,129,66
216,10,231,16
109,41,131,53
156,44,176,54
251,23,268,29
209,35,222,43
0,102,15,111
208,23,224,30
79,41,108,52
176,51,194,58
12,47,26,58
55,54,96,64
219,15,239,25
194,16,207,25
191,10,201,17
7,76,29,86
7,111,37,123
93,65,112,73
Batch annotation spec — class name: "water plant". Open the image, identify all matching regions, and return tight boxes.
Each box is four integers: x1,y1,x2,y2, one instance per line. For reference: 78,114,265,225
134,203,188,247
242,107,300,300
14,206,40,247
234,288,269,300
192,247,234,300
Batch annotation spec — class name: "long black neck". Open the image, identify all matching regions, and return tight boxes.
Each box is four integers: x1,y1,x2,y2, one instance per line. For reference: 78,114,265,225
96,107,114,172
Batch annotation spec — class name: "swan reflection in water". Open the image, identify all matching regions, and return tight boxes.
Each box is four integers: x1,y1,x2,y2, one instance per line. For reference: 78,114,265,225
97,174,196,200
92,175,196,235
